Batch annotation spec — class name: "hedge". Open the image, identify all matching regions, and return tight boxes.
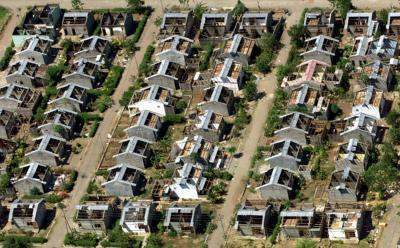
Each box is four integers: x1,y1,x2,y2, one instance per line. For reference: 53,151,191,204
78,112,103,124
64,232,99,247
131,9,151,43
0,235,47,245
0,46,14,70
102,66,124,96
138,44,155,76
89,120,100,137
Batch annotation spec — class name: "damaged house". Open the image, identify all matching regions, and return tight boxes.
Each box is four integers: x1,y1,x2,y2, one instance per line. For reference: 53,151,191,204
128,85,174,117
352,86,385,119
120,201,156,234
73,35,111,62
145,59,186,90
164,203,201,234
62,11,95,36
340,113,377,145
198,85,235,116
328,168,361,203
160,12,195,38
48,83,89,112
38,107,77,139
155,35,193,66
274,112,314,145
234,204,272,237
100,12,134,38
265,139,303,172
9,198,47,232
220,34,255,65
288,83,330,118
199,12,233,44
102,163,143,197
280,208,325,239
62,58,101,89
12,162,53,195
359,60,392,92
301,35,339,65
6,60,46,88
75,199,114,234
124,110,162,142
0,109,20,140
190,109,226,142
25,134,66,166
303,10,335,37
0,83,40,118
256,166,295,201
386,12,400,36
335,138,369,173
211,58,244,93
344,11,378,37
113,136,152,170
16,36,54,65
239,12,273,38
326,209,364,242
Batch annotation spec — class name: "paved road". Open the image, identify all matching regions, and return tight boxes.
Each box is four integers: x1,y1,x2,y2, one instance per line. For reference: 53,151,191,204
376,194,400,248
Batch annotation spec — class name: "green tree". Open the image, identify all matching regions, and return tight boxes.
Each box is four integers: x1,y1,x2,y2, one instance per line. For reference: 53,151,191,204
30,187,42,196
386,110,400,127
232,0,247,18
0,173,10,194
256,51,274,73
71,0,84,10
126,0,144,10
259,32,279,53
295,239,317,248
329,0,353,19
243,80,257,101
364,161,399,197
288,24,306,47
146,234,164,248
193,2,207,20
3,236,32,248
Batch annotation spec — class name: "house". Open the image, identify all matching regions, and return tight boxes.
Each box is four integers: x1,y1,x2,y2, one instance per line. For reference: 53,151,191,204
326,209,364,242
303,10,335,37
274,112,314,145
38,107,77,139
239,12,273,38
352,86,385,119
198,85,234,116
16,35,54,65
6,60,46,88
301,35,339,65
344,11,378,37
199,12,233,44
335,138,369,173
220,34,255,65
190,109,226,142
171,135,224,167
120,201,156,234
12,162,53,195
0,109,20,140
234,204,272,237
62,11,95,36
256,167,295,201
282,59,342,90
145,59,186,90
9,198,47,232
328,168,361,203
73,35,111,62
12,4,61,46
0,83,40,118
102,163,143,197
25,134,66,166
350,35,397,68
288,83,330,117
211,58,244,93
62,59,101,89
360,60,392,92
386,12,400,36
164,203,201,234
75,199,114,234
128,85,174,117
280,208,325,239
48,83,89,112
160,12,195,38
124,110,162,142
100,12,134,38
265,139,303,172
340,113,377,145
113,136,152,170
155,35,193,66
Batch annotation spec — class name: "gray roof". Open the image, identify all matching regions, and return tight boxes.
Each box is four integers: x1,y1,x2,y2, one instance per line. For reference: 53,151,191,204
64,11,89,18
200,12,231,29
303,35,339,55
27,133,65,156
269,139,302,159
368,35,397,58
164,203,199,226
161,12,189,29
276,112,313,133
344,11,375,36
120,201,153,224
260,167,293,189
280,209,314,218
103,163,141,186
9,198,44,222
240,12,270,28
353,36,370,56
0,83,32,103
8,59,40,78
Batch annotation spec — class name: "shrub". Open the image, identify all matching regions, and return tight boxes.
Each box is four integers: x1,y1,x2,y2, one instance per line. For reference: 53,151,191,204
193,2,207,20
175,99,187,113
33,107,45,122
0,173,10,194
145,234,163,248
0,46,14,70
89,120,100,137
119,86,135,107
46,65,66,86
123,9,150,52
232,0,247,18
163,114,184,124
78,113,103,124
102,66,124,96
295,239,317,248
30,187,42,196
64,231,99,247
243,80,257,101
386,110,400,127
96,95,112,113
86,180,98,194
207,182,226,203
288,24,306,47
256,51,274,73
199,43,213,71
259,32,279,53
45,194,63,203
139,45,155,76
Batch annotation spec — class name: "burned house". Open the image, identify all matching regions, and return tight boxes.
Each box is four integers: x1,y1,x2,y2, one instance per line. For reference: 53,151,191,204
190,109,226,142
12,162,53,195
124,110,162,142
198,85,234,116
145,60,186,90
155,35,193,66
256,167,295,201
352,86,385,119
48,83,89,112
38,107,77,139
288,83,330,118
199,12,233,44
266,139,303,172
0,83,40,118
303,10,335,37
386,12,400,36
168,162,207,200
274,112,314,145
75,199,114,234
120,201,156,234
172,135,223,167
328,168,361,203
160,12,195,38
220,34,255,65
239,12,273,38
344,11,378,37
62,59,101,89
9,198,47,232
340,113,377,145
102,163,143,197
113,136,152,170
62,11,95,36
234,204,272,237
73,35,111,62
335,138,369,173
25,134,66,166
100,12,134,38
0,109,19,140
6,60,46,88
163,203,201,234
211,58,244,93
128,85,174,117
326,209,364,242
16,36,54,65
350,35,397,68
280,208,324,239
360,60,392,92
12,4,61,46
301,35,339,65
